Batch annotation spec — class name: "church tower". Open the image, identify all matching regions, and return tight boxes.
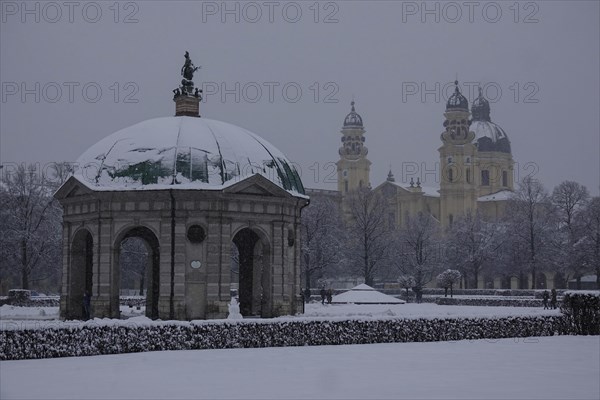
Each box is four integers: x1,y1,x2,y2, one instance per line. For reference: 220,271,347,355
470,87,514,196
439,81,479,227
337,101,371,195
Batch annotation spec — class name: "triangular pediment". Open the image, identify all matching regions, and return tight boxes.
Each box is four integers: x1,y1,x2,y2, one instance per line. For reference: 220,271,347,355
54,176,94,200
224,174,293,198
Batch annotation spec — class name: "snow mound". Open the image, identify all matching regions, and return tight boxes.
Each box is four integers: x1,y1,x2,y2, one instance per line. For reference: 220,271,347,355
332,284,405,304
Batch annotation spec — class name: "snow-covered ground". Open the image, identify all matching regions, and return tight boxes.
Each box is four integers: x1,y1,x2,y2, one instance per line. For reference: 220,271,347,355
1,336,598,400
0,302,561,330
0,302,560,330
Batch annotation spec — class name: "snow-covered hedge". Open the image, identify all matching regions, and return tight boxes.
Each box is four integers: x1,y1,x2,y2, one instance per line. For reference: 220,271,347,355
1,297,144,308
560,291,600,335
435,297,543,307
2,298,60,307
0,315,569,360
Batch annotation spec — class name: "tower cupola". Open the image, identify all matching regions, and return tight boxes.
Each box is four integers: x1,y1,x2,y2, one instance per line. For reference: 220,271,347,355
446,80,469,111
471,87,491,122
343,101,364,127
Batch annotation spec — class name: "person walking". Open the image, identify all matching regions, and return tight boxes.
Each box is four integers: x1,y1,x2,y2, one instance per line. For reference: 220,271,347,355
326,288,333,304
320,288,326,305
542,290,549,309
83,291,91,320
304,288,311,304
551,288,558,309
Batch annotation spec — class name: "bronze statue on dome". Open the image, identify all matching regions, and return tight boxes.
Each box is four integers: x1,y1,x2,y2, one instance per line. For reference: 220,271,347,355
175,51,202,97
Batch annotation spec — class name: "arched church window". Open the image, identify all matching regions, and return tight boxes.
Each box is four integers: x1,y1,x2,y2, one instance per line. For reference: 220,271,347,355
448,168,453,183
466,169,471,183
502,171,508,187
481,170,490,186
344,181,348,193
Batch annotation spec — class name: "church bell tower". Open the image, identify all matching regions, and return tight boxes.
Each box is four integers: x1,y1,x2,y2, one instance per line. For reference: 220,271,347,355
336,101,371,195
439,81,478,227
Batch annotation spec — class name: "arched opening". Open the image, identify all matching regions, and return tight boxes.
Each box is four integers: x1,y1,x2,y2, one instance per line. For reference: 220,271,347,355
554,272,567,289
232,228,271,317
537,273,547,289
68,229,94,319
115,227,160,319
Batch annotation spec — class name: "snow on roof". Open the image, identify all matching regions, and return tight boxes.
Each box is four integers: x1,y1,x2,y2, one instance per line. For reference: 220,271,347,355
478,190,513,202
420,186,440,197
72,116,305,197
568,275,598,283
332,284,405,304
386,181,440,198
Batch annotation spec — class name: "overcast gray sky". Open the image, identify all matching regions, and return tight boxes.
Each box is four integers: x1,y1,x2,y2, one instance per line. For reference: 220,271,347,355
1,1,599,194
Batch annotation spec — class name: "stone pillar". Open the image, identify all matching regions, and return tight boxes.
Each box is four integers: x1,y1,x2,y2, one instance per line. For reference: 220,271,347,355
59,222,71,319
205,216,227,318
271,221,285,317
93,217,115,318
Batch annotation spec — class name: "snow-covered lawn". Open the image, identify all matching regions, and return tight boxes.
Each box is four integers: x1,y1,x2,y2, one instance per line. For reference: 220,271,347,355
299,302,560,319
0,302,560,330
1,336,598,400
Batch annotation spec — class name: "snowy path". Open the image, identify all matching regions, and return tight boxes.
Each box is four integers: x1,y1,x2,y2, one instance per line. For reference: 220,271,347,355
1,336,598,400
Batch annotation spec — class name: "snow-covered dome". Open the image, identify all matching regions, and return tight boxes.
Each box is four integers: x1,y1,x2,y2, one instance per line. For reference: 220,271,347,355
471,120,511,153
75,116,305,195
470,88,511,154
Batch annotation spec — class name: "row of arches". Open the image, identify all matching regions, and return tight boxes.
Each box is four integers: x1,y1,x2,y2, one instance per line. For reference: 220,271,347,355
66,225,271,320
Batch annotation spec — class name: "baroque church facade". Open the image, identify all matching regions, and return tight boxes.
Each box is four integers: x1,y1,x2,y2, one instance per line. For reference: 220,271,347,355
310,81,514,229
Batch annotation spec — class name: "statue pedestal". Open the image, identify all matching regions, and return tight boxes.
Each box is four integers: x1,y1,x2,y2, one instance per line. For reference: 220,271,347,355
174,95,200,117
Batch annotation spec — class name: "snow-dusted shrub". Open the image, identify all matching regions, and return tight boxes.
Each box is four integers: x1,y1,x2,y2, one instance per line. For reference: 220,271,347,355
560,291,600,335
0,315,570,361
435,297,543,307
8,290,31,302
436,269,461,297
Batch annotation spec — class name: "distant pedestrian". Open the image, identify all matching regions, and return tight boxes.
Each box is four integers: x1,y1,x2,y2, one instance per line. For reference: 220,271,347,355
320,288,326,305
304,288,311,303
551,288,557,309
83,291,91,320
542,290,549,309
326,288,333,304
412,286,423,304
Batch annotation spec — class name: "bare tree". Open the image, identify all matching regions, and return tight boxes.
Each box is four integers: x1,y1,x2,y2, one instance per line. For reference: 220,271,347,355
581,197,600,289
300,196,345,289
551,181,590,288
395,212,441,299
48,161,76,189
397,275,416,301
445,211,500,288
0,164,62,290
345,188,393,286
505,177,557,289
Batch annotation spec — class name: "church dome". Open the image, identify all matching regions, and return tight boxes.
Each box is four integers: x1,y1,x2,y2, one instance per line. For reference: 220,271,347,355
446,81,469,111
470,88,511,153
343,101,363,127
75,116,306,195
